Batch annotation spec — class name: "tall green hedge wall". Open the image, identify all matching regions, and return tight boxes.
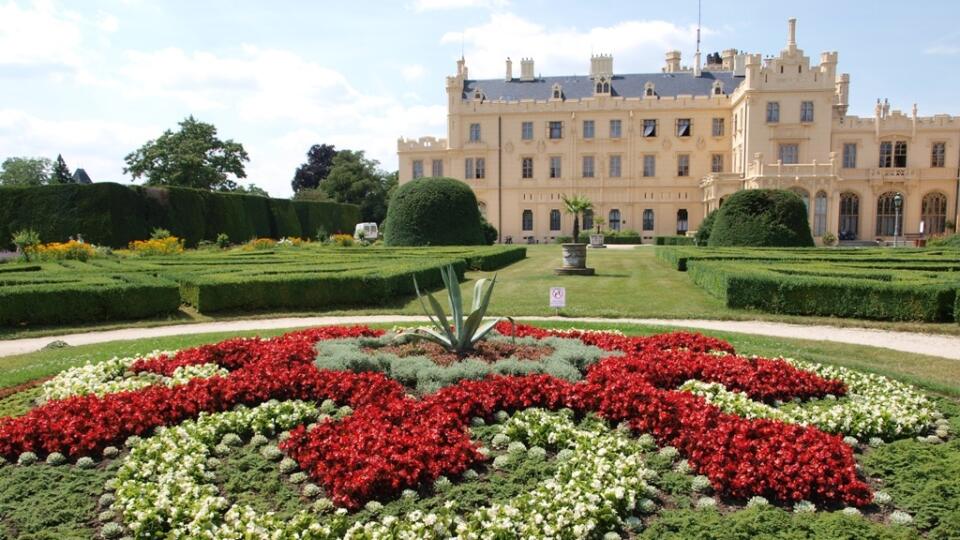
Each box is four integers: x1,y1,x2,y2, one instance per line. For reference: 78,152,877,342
0,183,359,248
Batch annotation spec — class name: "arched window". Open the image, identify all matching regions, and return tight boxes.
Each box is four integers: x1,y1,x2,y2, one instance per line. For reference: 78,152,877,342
608,209,621,231
875,192,904,236
813,191,828,236
522,209,533,231
602,82,610,93
549,209,561,231
922,192,948,235
596,82,603,94
642,209,655,231
839,192,860,240
676,209,689,235
789,187,810,210
552,83,562,100
712,81,724,95
582,209,593,232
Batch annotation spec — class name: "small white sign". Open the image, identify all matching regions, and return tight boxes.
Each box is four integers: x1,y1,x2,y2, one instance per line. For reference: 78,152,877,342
549,287,566,308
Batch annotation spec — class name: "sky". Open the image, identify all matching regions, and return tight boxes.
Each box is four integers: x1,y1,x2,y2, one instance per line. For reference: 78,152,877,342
2,0,959,198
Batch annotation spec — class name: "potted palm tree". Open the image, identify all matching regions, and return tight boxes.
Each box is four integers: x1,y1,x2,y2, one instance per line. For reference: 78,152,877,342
589,218,606,248
557,195,595,275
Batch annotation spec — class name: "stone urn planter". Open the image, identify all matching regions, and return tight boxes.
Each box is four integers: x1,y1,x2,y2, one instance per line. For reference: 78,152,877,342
555,243,595,275
589,233,606,248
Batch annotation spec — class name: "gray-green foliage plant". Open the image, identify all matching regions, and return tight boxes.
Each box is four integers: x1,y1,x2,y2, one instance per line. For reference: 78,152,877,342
399,263,504,353
315,333,607,393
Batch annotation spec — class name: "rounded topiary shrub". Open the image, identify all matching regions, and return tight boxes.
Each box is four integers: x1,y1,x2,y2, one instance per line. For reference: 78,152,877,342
694,209,717,246
384,177,485,246
708,189,814,247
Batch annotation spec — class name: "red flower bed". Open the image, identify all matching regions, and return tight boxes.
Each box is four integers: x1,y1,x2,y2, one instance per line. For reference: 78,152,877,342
0,324,868,508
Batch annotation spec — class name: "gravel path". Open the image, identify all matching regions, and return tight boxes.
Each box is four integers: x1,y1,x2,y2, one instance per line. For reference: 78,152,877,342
1,315,959,360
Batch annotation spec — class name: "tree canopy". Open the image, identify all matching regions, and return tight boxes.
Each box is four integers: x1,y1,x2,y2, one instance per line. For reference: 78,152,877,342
123,116,249,191
0,157,52,186
320,150,396,223
51,154,73,184
291,143,338,193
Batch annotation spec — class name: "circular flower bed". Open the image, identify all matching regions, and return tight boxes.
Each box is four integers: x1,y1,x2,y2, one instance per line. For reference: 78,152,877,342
0,323,944,538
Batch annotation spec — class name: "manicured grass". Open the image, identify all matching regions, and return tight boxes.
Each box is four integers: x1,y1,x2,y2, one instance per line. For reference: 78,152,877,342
3,246,958,340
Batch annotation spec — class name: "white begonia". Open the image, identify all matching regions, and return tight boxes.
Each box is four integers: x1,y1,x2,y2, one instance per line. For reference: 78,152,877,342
889,510,914,525
679,356,939,440
695,497,717,509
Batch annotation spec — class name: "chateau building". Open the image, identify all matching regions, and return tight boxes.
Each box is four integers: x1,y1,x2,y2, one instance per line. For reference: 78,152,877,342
397,19,960,243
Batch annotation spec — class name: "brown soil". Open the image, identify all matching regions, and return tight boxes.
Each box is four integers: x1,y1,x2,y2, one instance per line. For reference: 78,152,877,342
369,340,553,367
0,376,52,400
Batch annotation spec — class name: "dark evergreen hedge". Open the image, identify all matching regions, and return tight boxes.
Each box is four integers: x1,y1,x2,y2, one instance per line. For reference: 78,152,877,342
383,177,485,246
0,183,359,248
708,189,814,247
654,236,695,246
694,210,718,245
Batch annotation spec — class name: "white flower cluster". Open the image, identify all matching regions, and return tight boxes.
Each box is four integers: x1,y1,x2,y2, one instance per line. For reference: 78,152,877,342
39,352,227,403
108,405,650,539
110,400,320,538
679,356,938,440
340,409,651,539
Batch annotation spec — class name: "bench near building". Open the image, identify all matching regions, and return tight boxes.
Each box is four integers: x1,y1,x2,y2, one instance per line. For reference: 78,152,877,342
397,18,959,245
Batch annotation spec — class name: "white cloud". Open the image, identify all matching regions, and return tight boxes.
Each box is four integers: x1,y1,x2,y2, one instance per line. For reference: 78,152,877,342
0,0,84,68
924,44,960,55
442,13,705,79
413,0,508,11
0,108,158,182
97,13,119,33
400,63,426,81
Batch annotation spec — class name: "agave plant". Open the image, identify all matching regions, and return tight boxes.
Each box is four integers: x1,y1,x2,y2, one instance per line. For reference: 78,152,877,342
400,263,505,353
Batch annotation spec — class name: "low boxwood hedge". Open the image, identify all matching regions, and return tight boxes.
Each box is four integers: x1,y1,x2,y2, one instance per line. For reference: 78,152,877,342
0,274,180,326
654,236,694,246
688,260,958,322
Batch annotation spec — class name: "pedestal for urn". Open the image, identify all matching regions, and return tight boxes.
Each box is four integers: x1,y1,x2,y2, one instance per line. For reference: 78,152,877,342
554,243,595,275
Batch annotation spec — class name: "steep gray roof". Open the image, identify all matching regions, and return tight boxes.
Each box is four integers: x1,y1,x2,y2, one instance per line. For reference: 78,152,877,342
463,71,743,101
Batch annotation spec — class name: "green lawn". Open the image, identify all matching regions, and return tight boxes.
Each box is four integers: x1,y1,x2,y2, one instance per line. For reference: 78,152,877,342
3,246,959,340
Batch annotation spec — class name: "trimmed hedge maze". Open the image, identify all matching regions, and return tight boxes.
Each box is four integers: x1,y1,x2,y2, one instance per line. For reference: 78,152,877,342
0,246,526,326
656,247,960,322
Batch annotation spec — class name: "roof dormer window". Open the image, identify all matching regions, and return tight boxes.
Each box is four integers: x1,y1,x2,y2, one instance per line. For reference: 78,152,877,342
594,77,610,95
551,83,563,100
473,88,485,102
644,82,655,97
712,81,724,96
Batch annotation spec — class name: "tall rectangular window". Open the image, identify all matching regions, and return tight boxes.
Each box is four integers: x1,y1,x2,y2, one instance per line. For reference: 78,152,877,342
609,155,621,178
521,157,533,179
469,123,481,142
894,141,907,167
549,209,561,231
522,209,533,231
582,156,595,178
800,101,814,122
548,121,563,139
842,143,857,168
642,119,657,137
643,155,656,177
582,120,595,139
676,118,691,137
712,118,724,137
431,159,443,177
609,119,622,138
711,154,724,173
412,160,424,179
549,156,562,178
932,142,946,167
677,154,690,177
475,158,486,178
521,121,533,140
766,102,780,123
778,144,799,164
464,158,474,179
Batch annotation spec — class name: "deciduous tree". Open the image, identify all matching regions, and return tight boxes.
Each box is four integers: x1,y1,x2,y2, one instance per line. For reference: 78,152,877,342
123,116,249,191
0,157,52,186
291,144,338,193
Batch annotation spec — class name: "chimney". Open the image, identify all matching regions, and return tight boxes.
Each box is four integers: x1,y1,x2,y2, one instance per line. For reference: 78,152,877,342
664,50,681,73
694,51,702,77
520,58,535,81
787,18,797,52
721,48,736,70
590,54,613,79
505,57,513,81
